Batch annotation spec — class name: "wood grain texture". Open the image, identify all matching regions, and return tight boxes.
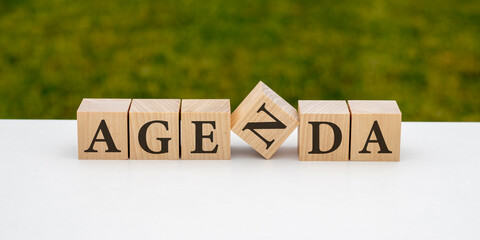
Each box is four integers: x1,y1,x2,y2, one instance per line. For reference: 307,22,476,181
181,99,231,160
231,81,299,159
348,100,402,161
298,100,350,161
129,99,180,160
77,98,131,160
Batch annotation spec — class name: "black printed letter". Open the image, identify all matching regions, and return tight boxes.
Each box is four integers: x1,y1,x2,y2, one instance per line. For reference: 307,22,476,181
308,122,342,154
85,120,121,153
359,120,392,154
138,120,171,154
191,121,218,154
242,103,287,150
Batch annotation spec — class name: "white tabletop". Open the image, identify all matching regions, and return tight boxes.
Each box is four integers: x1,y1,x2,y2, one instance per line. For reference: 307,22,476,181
0,120,479,239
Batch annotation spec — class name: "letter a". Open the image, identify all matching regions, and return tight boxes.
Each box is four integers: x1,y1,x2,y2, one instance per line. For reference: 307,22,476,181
84,120,121,153
359,120,392,154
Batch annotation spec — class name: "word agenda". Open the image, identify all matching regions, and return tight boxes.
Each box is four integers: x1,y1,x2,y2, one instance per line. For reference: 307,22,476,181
77,81,401,161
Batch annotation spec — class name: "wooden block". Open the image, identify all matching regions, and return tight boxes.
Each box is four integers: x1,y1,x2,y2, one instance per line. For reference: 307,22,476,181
231,81,299,159
129,99,180,160
298,100,350,161
348,100,402,161
77,98,131,160
181,99,231,160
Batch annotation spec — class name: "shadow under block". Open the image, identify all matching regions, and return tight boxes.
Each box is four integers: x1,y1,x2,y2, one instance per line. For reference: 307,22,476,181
298,100,350,161
129,99,180,160
231,81,299,159
348,100,402,161
181,99,231,160
77,98,132,160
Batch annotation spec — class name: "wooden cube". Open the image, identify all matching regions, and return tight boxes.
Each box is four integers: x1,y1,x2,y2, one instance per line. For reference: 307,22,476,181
298,100,350,161
181,99,231,160
77,98,131,160
129,99,180,160
348,100,402,161
231,81,299,159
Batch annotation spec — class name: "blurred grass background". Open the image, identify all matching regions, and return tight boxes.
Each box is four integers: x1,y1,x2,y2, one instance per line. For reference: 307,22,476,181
0,0,479,120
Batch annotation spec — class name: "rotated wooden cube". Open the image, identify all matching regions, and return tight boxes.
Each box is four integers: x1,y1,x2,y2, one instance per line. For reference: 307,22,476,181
129,99,180,160
348,100,402,161
231,81,299,159
77,98,131,160
298,100,350,161
181,99,231,160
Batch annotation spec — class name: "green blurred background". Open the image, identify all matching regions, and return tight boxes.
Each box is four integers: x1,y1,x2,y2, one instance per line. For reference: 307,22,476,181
0,0,479,120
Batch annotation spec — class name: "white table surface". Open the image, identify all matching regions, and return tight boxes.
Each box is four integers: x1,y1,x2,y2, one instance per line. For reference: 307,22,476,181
0,120,479,239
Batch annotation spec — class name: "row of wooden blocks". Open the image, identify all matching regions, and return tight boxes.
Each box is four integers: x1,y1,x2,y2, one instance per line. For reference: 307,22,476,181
78,82,401,161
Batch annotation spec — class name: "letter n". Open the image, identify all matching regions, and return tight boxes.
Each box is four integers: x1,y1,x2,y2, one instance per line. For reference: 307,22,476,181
242,103,287,150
